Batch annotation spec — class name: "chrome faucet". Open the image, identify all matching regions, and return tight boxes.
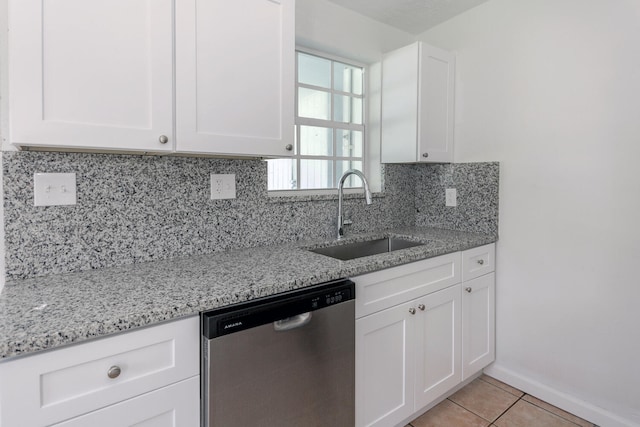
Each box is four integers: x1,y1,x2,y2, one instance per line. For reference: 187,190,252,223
337,169,372,240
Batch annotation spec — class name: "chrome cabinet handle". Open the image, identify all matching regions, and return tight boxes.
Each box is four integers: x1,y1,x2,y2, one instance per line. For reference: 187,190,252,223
285,144,293,151
418,304,425,311
409,307,416,315
107,366,121,379
477,259,485,265
465,287,472,293
159,135,169,144
422,152,429,158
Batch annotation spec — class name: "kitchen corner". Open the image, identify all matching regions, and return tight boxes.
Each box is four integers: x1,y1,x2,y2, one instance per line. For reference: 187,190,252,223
1,0,637,424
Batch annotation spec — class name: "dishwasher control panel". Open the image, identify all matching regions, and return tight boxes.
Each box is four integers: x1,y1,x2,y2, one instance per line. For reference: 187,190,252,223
312,288,350,309
202,279,355,338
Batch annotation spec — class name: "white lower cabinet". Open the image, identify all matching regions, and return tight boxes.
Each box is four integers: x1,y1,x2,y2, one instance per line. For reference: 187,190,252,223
355,244,495,427
356,285,461,427
0,316,200,427
462,272,496,381
356,299,416,427
52,376,200,427
414,285,462,409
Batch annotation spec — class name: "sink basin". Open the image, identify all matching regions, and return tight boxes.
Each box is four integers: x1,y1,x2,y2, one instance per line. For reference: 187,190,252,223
310,237,425,261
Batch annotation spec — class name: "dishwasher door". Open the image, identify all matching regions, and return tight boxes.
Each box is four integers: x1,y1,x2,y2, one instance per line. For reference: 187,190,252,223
202,280,355,427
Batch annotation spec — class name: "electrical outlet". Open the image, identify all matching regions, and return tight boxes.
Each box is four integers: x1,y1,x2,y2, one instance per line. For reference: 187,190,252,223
211,174,236,200
445,188,457,207
34,173,77,206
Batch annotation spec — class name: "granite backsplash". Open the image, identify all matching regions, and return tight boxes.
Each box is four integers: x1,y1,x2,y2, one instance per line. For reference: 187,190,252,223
2,151,498,280
415,162,499,236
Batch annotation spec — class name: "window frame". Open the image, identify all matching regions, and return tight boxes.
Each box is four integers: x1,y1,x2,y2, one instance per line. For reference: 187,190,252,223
268,47,368,196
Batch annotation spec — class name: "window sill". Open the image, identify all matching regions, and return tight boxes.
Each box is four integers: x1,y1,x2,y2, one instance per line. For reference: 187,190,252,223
267,189,386,204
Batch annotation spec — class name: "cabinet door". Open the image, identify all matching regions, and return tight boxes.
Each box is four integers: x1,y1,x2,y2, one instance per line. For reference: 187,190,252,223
176,0,294,157
417,43,455,163
381,42,420,164
356,301,415,427
414,284,461,409
9,0,174,152
462,273,495,380
381,42,454,164
53,376,200,427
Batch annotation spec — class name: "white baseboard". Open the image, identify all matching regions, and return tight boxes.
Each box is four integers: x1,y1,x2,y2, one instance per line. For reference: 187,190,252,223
484,364,639,427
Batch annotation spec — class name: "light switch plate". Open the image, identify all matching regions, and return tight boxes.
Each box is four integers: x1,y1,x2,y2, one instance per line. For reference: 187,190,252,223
445,188,457,207
34,173,77,206
211,174,236,200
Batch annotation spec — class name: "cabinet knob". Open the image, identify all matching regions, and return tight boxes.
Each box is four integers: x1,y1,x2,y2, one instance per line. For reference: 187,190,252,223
477,259,485,265
159,135,169,144
285,144,293,151
422,152,429,158
418,304,425,311
409,307,416,315
107,366,121,379
465,287,472,293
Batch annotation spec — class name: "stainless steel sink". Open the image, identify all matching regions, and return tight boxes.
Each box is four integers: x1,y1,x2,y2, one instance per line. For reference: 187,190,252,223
310,237,425,261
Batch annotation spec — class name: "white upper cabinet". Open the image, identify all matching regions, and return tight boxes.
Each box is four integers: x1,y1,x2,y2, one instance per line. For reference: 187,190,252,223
9,0,174,153
381,42,455,163
176,0,295,157
8,0,295,157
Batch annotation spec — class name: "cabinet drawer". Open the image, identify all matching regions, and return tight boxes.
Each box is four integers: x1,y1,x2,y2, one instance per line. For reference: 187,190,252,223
354,252,460,318
52,376,200,427
462,244,495,281
0,316,199,427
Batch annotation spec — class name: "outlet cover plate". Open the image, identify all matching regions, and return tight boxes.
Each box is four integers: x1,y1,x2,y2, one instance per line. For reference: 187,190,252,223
445,188,457,207
34,173,77,206
211,174,236,200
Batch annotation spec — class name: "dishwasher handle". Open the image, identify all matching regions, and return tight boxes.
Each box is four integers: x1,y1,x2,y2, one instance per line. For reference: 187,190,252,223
273,312,312,332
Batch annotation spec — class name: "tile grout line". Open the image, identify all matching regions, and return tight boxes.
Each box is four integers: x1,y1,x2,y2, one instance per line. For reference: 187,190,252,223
521,397,594,427
477,375,523,398
445,397,498,424
479,376,595,427
412,376,596,427
450,376,524,424
490,394,523,425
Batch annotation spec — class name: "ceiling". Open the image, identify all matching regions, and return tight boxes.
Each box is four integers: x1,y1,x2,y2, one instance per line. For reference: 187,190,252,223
325,0,491,35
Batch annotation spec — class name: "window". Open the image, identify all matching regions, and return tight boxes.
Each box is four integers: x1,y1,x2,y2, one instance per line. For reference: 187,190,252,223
268,50,366,191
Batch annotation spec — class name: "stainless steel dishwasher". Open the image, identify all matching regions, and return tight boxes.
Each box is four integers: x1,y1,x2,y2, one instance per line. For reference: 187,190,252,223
201,279,355,427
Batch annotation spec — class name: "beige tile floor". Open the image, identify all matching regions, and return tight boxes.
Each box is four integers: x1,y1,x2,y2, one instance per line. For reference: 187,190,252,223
407,375,598,427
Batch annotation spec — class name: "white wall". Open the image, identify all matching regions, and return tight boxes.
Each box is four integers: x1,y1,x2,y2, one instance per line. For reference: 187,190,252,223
419,1,640,426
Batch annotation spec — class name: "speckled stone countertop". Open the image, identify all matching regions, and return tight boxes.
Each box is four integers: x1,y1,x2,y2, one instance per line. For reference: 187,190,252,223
0,227,496,361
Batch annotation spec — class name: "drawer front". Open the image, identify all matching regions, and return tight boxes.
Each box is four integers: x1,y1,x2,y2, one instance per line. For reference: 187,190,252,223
354,252,461,319
462,244,495,281
0,316,199,427
52,376,200,427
